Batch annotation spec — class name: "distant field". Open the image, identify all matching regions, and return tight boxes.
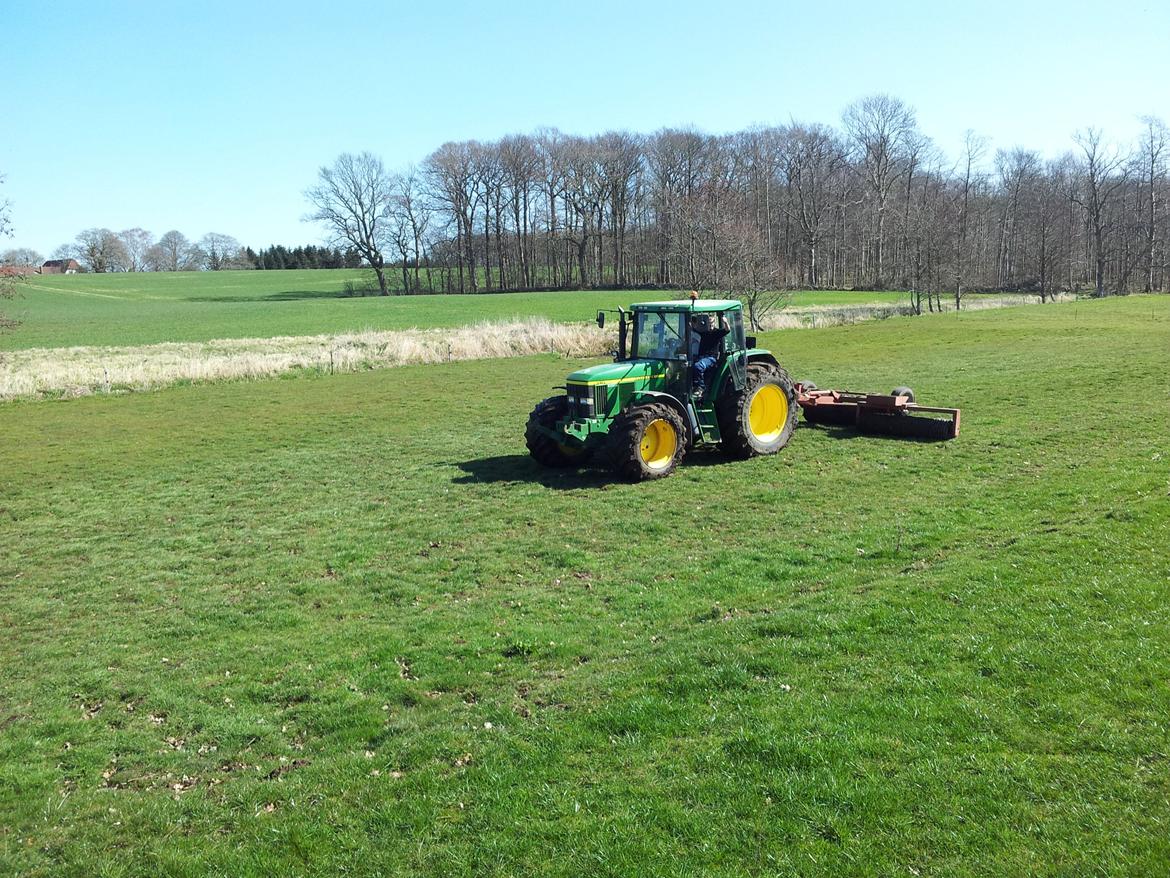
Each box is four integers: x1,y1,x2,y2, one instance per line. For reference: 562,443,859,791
2,270,911,350
1,297,1167,875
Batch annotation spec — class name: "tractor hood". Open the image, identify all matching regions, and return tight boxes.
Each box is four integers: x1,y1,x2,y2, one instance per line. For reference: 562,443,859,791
566,359,665,386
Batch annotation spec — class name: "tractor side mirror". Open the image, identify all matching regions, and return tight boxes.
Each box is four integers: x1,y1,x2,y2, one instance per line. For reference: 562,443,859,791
596,311,606,328
746,336,757,349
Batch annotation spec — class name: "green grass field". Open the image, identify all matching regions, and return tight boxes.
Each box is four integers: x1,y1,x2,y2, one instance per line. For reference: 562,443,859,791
1,297,1167,876
2,270,909,350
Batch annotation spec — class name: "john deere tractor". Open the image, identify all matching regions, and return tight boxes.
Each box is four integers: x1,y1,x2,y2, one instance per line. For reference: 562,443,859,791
525,298,798,481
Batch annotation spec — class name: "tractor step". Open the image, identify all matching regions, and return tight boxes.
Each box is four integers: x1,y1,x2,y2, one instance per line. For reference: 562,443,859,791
692,404,722,444
796,385,960,441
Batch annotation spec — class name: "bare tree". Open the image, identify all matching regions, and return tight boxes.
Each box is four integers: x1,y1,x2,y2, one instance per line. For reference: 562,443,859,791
1137,116,1167,292
499,134,540,288
560,135,610,288
305,152,393,295
649,129,711,287
678,184,786,330
843,94,920,287
385,172,424,292
199,233,244,270
427,141,490,293
994,148,1041,289
0,174,17,328
473,143,503,291
1069,129,1131,297
597,131,643,287
118,228,154,272
146,230,199,271
384,168,431,293
74,228,130,273
2,247,43,267
905,160,952,313
0,178,9,241
535,128,567,288
719,218,787,330
1027,157,1071,301
780,123,848,286
953,131,988,308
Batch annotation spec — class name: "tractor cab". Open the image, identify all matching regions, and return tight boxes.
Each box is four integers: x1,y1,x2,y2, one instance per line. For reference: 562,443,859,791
607,300,749,400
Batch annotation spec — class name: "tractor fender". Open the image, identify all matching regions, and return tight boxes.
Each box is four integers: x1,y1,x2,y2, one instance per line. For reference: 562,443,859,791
745,350,780,370
628,391,695,446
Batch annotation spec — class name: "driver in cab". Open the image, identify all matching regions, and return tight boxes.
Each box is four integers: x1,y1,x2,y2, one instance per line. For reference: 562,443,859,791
690,311,730,399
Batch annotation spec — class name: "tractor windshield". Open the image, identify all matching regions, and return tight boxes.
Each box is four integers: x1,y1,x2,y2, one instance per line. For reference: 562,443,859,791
632,311,687,361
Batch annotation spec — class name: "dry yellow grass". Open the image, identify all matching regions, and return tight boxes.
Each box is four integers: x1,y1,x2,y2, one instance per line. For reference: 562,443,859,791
759,293,1071,330
0,318,608,400
0,296,1069,400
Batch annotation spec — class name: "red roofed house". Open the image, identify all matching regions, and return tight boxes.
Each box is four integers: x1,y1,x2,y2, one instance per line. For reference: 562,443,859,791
41,259,81,274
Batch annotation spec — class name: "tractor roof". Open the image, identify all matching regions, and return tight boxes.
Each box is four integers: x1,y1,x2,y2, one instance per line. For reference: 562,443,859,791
630,299,742,312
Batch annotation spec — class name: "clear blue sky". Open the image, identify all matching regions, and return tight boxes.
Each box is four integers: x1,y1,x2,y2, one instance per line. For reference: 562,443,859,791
4,0,1168,255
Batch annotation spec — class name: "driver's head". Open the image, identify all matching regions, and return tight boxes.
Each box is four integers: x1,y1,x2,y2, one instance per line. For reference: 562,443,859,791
692,314,713,331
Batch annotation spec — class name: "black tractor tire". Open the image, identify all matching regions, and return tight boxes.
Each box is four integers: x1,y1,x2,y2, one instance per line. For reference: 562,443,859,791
525,396,592,468
605,403,687,481
717,362,799,459
891,386,915,403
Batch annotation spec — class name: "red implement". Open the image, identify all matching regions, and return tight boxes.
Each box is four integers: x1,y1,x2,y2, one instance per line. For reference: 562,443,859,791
795,385,961,440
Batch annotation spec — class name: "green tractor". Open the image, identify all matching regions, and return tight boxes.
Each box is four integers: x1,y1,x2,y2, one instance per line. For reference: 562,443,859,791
526,298,798,481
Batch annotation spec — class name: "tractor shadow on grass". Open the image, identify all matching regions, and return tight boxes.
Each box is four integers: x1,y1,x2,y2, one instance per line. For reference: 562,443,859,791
451,452,737,490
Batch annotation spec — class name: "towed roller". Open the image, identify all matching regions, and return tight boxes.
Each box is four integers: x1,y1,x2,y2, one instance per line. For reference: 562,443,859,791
796,383,960,441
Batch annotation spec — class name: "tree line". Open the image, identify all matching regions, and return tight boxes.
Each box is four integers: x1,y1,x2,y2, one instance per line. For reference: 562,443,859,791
308,95,1168,308
0,229,254,273
250,244,362,270
1,233,369,275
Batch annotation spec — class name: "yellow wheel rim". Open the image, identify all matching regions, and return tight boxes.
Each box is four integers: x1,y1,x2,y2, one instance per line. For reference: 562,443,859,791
639,418,677,470
748,384,788,442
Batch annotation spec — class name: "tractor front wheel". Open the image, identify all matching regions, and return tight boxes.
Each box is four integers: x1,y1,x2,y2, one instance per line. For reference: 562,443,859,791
607,403,687,481
717,362,798,459
526,396,592,468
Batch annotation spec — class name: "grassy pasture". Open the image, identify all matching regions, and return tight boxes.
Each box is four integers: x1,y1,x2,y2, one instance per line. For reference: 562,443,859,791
4,269,909,350
1,296,1167,876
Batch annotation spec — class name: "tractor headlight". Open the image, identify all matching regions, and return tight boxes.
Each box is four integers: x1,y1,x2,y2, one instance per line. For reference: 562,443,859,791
566,384,611,419
567,385,595,419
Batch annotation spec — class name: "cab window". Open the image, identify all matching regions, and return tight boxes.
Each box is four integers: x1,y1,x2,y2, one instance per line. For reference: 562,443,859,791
633,311,686,360
726,309,746,350
689,309,744,356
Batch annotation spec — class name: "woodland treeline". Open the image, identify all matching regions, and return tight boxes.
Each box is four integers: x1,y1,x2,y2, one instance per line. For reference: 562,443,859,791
3,233,364,274
250,244,362,270
312,95,1168,306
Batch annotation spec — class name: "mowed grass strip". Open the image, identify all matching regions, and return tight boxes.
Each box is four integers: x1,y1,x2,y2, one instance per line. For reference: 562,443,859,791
3,268,910,350
0,297,1167,876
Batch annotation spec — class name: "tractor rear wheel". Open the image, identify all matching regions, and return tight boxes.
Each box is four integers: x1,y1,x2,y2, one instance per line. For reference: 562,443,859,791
717,362,798,459
526,396,592,467
606,403,687,481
